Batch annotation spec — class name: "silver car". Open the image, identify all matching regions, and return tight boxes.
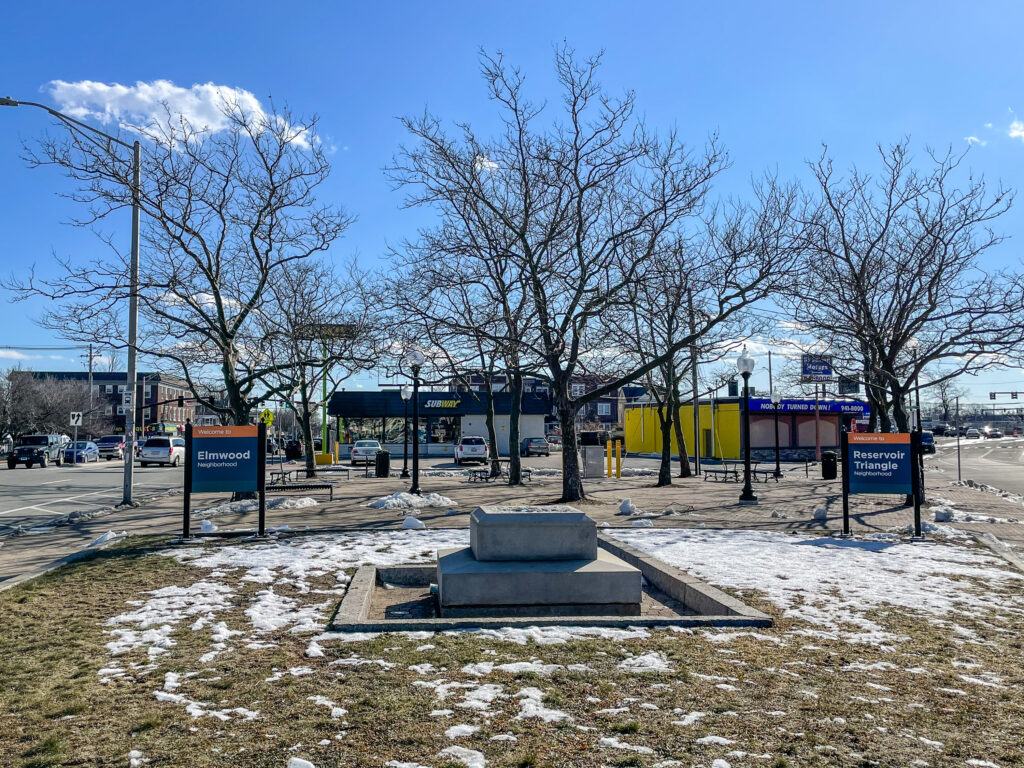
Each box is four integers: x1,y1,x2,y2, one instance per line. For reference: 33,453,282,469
140,436,185,467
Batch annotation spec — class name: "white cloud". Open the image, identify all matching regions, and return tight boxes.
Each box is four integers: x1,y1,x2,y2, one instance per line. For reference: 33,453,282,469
45,79,310,148
474,154,498,174
984,122,993,128
0,350,32,360
1009,120,1024,141
964,136,986,146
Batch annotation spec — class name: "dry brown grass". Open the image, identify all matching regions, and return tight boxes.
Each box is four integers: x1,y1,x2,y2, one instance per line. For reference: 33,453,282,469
1,536,1022,768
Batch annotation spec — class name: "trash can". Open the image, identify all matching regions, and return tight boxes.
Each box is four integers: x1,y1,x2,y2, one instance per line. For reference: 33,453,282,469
375,450,391,478
821,451,838,480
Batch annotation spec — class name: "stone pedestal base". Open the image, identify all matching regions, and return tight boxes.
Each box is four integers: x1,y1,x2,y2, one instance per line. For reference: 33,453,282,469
436,547,642,615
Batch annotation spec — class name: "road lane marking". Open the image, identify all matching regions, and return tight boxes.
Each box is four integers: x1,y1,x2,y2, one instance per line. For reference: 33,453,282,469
0,488,117,516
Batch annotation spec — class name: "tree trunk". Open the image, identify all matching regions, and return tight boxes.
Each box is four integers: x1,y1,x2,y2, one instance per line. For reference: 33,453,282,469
507,369,524,485
656,402,673,487
670,384,692,478
483,383,501,478
556,393,585,502
891,386,910,433
299,408,317,478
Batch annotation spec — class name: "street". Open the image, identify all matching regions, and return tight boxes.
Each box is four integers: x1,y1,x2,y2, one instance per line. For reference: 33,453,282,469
0,460,184,534
930,435,1024,496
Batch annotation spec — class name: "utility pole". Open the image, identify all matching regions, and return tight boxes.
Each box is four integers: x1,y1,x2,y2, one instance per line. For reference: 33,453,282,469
687,290,700,476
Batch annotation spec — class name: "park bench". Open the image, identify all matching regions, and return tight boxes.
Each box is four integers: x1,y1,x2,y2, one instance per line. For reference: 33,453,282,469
752,469,780,483
468,469,494,482
316,466,353,480
702,467,738,482
265,482,334,500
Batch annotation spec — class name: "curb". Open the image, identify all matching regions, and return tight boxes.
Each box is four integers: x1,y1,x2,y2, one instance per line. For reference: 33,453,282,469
972,532,1024,574
0,534,127,595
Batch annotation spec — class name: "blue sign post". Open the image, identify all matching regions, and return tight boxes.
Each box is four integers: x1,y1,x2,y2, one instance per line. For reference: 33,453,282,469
182,423,266,539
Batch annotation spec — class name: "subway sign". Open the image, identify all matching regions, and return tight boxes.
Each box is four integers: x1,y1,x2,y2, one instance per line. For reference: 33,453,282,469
423,398,461,408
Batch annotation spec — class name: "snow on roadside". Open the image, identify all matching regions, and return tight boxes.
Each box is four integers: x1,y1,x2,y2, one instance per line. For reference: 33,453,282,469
194,496,318,519
611,529,1024,646
931,496,1021,524
368,492,456,510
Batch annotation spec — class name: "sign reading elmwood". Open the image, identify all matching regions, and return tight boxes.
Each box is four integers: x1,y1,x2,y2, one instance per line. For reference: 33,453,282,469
190,425,259,493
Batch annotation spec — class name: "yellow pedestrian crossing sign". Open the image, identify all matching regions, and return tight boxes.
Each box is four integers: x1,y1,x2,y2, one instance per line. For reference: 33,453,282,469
259,408,274,426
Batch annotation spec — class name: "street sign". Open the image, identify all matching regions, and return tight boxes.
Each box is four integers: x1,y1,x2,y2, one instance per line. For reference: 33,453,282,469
259,408,274,426
847,433,912,495
189,425,260,493
122,392,133,406
69,412,83,427
801,353,834,382
838,376,860,395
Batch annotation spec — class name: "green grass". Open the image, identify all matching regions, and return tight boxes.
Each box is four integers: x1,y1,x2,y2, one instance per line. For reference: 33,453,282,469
1,535,1023,768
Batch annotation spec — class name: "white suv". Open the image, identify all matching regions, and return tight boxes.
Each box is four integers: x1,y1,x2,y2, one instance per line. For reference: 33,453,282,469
455,436,489,465
140,436,185,467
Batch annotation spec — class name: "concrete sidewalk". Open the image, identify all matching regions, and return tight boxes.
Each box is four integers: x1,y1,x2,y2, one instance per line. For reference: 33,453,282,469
3,463,1023,587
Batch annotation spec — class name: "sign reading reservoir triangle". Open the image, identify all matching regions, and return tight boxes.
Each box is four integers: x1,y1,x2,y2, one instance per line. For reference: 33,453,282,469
847,433,912,495
190,425,259,493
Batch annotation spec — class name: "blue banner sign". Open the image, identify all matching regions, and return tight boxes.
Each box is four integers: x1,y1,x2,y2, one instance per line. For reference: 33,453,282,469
801,354,834,381
848,433,912,495
191,425,259,493
748,398,869,416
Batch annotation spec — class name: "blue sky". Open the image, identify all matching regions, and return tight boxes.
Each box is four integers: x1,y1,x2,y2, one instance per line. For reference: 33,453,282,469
1,1,1022,402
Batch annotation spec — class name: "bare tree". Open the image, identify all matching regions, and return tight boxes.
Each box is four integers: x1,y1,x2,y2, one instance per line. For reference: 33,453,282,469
255,259,378,477
6,100,352,427
789,141,1021,432
391,49,800,501
2,371,100,436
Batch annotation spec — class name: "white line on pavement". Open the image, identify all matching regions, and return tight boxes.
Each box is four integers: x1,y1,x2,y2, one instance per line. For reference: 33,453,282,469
0,488,117,516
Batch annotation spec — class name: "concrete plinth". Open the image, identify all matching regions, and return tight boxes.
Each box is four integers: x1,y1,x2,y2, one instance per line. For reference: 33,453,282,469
437,546,641,613
470,505,597,561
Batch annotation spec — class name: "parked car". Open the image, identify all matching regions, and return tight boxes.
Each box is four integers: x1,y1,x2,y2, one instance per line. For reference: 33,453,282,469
134,439,147,458
285,439,304,461
930,424,949,436
350,439,382,465
454,436,489,465
965,428,981,439
8,434,64,468
97,435,126,461
65,440,100,463
986,428,1004,439
920,431,935,454
140,436,185,467
519,437,551,457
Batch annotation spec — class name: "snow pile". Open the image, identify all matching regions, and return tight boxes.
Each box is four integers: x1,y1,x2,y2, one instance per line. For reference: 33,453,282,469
105,581,234,656
514,687,572,722
932,496,1019,524
402,516,426,530
618,651,673,673
195,496,318,519
611,529,1024,646
200,519,218,532
632,519,654,527
598,736,653,753
88,530,126,548
368,492,457,510
618,498,639,514
438,746,486,768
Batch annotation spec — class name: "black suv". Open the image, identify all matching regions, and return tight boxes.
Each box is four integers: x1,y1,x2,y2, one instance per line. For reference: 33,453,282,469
8,434,64,469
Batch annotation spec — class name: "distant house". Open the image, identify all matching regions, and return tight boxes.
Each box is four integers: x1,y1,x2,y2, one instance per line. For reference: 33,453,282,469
16,371,197,435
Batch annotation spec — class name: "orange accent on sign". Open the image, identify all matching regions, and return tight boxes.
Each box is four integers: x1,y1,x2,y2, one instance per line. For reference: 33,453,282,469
193,425,259,438
849,433,911,445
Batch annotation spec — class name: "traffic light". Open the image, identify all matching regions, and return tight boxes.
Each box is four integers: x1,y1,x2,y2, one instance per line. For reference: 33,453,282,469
990,392,996,400
177,395,185,408
1013,392,1019,400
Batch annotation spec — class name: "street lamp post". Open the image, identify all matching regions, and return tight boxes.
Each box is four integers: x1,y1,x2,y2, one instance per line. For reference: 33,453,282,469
2,97,142,507
736,346,757,505
400,384,412,479
405,349,425,495
770,388,783,479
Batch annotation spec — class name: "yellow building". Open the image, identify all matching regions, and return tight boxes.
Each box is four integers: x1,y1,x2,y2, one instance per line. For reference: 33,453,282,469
625,397,869,461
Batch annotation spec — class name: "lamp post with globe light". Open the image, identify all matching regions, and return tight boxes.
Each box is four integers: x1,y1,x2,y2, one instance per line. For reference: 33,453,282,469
736,346,757,504
770,389,783,479
400,384,412,479
405,349,426,494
